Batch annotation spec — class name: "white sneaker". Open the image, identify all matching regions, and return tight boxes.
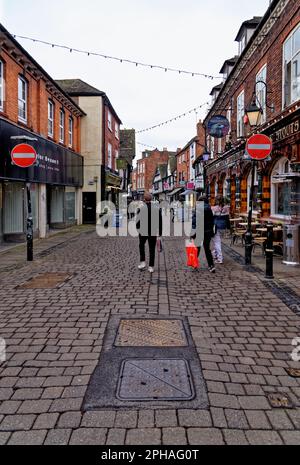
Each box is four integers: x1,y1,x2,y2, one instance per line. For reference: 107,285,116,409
138,262,146,271
148,267,155,274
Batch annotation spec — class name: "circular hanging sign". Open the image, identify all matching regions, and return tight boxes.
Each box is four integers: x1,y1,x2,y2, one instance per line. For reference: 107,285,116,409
207,115,230,139
11,144,37,168
246,134,272,160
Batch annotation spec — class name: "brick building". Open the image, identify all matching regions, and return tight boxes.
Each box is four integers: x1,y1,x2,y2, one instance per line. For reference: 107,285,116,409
203,0,300,226
135,148,175,199
56,79,122,222
0,24,84,243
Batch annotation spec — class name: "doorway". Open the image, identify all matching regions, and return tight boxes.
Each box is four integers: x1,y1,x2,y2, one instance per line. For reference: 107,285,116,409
83,192,96,224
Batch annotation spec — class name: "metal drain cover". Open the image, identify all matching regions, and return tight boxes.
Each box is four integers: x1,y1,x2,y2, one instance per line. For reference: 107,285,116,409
267,393,294,409
115,319,188,347
117,359,195,401
20,273,71,289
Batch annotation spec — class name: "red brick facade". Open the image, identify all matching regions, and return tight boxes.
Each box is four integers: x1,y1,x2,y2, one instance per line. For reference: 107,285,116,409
0,34,82,152
104,105,121,172
204,0,300,222
136,149,171,194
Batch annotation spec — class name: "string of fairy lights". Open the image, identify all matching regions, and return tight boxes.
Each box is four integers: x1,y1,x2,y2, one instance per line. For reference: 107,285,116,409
14,34,220,80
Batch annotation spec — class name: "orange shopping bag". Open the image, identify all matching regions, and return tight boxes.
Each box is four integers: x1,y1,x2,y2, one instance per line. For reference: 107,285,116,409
186,240,199,269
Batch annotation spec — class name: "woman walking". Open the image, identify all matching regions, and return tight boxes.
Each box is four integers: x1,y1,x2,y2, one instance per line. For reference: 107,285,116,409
191,195,216,273
211,196,230,264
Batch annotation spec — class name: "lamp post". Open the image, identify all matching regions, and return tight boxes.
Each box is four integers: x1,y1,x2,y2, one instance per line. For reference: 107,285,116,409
244,80,273,265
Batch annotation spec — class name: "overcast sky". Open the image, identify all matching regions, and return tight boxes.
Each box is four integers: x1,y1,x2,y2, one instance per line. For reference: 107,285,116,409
1,0,269,160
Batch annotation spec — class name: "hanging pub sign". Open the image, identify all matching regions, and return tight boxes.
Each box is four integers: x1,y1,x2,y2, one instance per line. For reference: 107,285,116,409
207,115,230,139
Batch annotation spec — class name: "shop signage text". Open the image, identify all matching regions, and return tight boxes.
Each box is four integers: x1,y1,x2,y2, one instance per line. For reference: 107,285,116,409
272,118,300,143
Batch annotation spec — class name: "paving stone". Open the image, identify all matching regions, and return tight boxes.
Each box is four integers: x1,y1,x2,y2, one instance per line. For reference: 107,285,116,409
62,386,87,398
279,431,300,445
0,401,21,415
187,428,225,445
41,387,64,399
0,415,36,431
246,430,283,445
12,388,43,400
49,398,82,413
266,411,294,430
224,409,249,429
43,376,72,388
106,429,126,445
33,413,59,430
238,396,271,410
126,428,161,445
208,394,240,409
0,432,10,445
245,411,271,430
0,388,13,401
178,410,212,428
44,429,72,445
115,411,138,429
162,428,187,445
69,428,107,445
223,429,249,445
155,410,177,428
17,400,52,415
81,411,116,428
57,412,82,429
210,407,227,428
206,381,226,394
138,410,155,428
8,430,47,445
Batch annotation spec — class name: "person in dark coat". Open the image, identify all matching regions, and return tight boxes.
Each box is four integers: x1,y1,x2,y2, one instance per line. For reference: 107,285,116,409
136,192,163,274
190,195,216,273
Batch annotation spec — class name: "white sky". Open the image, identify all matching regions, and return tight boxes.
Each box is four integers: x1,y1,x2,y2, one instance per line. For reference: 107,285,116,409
1,0,270,160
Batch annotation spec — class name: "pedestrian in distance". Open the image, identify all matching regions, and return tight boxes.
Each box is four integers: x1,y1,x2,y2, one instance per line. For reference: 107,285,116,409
137,192,163,274
211,196,230,264
190,194,216,273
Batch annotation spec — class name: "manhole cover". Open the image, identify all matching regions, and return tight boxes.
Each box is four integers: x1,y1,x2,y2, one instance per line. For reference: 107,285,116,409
267,393,294,409
20,273,71,289
286,368,300,378
117,359,195,401
115,319,188,347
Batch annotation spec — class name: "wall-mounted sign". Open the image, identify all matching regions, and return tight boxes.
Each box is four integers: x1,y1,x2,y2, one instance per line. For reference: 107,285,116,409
207,115,230,139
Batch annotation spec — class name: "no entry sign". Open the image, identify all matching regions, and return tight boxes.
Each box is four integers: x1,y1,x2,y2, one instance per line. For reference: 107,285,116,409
11,143,37,168
246,134,272,160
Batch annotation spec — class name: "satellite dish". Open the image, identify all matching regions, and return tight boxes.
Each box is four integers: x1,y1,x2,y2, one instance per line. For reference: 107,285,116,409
207,115,230,139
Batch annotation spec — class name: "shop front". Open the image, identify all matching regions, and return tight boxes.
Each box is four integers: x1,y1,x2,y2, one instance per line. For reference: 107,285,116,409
105,171,122,207
0,118,83,243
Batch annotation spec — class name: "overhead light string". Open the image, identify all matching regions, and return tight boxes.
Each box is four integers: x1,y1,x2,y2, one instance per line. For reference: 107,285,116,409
136,101,209,134
13,34,220,80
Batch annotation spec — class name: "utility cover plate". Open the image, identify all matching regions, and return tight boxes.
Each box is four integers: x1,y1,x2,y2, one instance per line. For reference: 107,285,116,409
267,393,294,409
20,273,71,289
115,319,188,347
286,368,300,378
117,359,195,401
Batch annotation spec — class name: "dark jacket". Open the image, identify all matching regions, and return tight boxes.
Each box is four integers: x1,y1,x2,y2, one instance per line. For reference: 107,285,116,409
191,202,215,238
136,202,163,237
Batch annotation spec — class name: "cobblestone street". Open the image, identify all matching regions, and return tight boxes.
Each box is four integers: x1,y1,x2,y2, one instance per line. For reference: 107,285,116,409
0,229,300,445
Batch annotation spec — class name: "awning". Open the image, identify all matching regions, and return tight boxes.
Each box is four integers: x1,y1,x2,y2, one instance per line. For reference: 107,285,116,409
167,187,184,197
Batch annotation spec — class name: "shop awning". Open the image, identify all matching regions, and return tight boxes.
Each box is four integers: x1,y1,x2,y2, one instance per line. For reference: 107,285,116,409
167,187,184,197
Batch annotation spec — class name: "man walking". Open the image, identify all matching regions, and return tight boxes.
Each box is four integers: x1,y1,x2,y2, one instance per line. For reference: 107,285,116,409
137,192,163,274
191,194,216,273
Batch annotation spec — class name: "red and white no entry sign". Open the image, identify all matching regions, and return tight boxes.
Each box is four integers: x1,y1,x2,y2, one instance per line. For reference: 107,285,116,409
11,143,37,168
246,134,272,160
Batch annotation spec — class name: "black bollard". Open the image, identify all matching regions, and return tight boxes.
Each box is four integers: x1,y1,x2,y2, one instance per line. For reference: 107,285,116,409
265,223,274,279
26,184,33,262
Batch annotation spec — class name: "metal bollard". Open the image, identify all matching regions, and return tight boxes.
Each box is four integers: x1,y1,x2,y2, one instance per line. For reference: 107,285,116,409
265,223,274,279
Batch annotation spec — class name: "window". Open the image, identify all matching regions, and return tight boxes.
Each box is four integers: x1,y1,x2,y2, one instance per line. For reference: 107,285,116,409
226,108,231,142
108,143,112,169
115,123,119,139
217,138,222,154
18,76,27,123
68,117,73,147
48,100,54,137
256,65,267,124
59,110,65,143
0,60,4,111
283,23,300,107
108,111,112,131
237,90,245,138
271,157,292,217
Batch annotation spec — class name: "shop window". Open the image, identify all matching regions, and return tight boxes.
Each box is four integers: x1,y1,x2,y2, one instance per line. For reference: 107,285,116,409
256,64,267,124
48,100,54,137
283,23,300,108
65,189,76,223
0,60,4,112
18,76,27,123
59,109,65,143
3,183,24,234
237,90,245,138
271,158,292,217
51,187,64,223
